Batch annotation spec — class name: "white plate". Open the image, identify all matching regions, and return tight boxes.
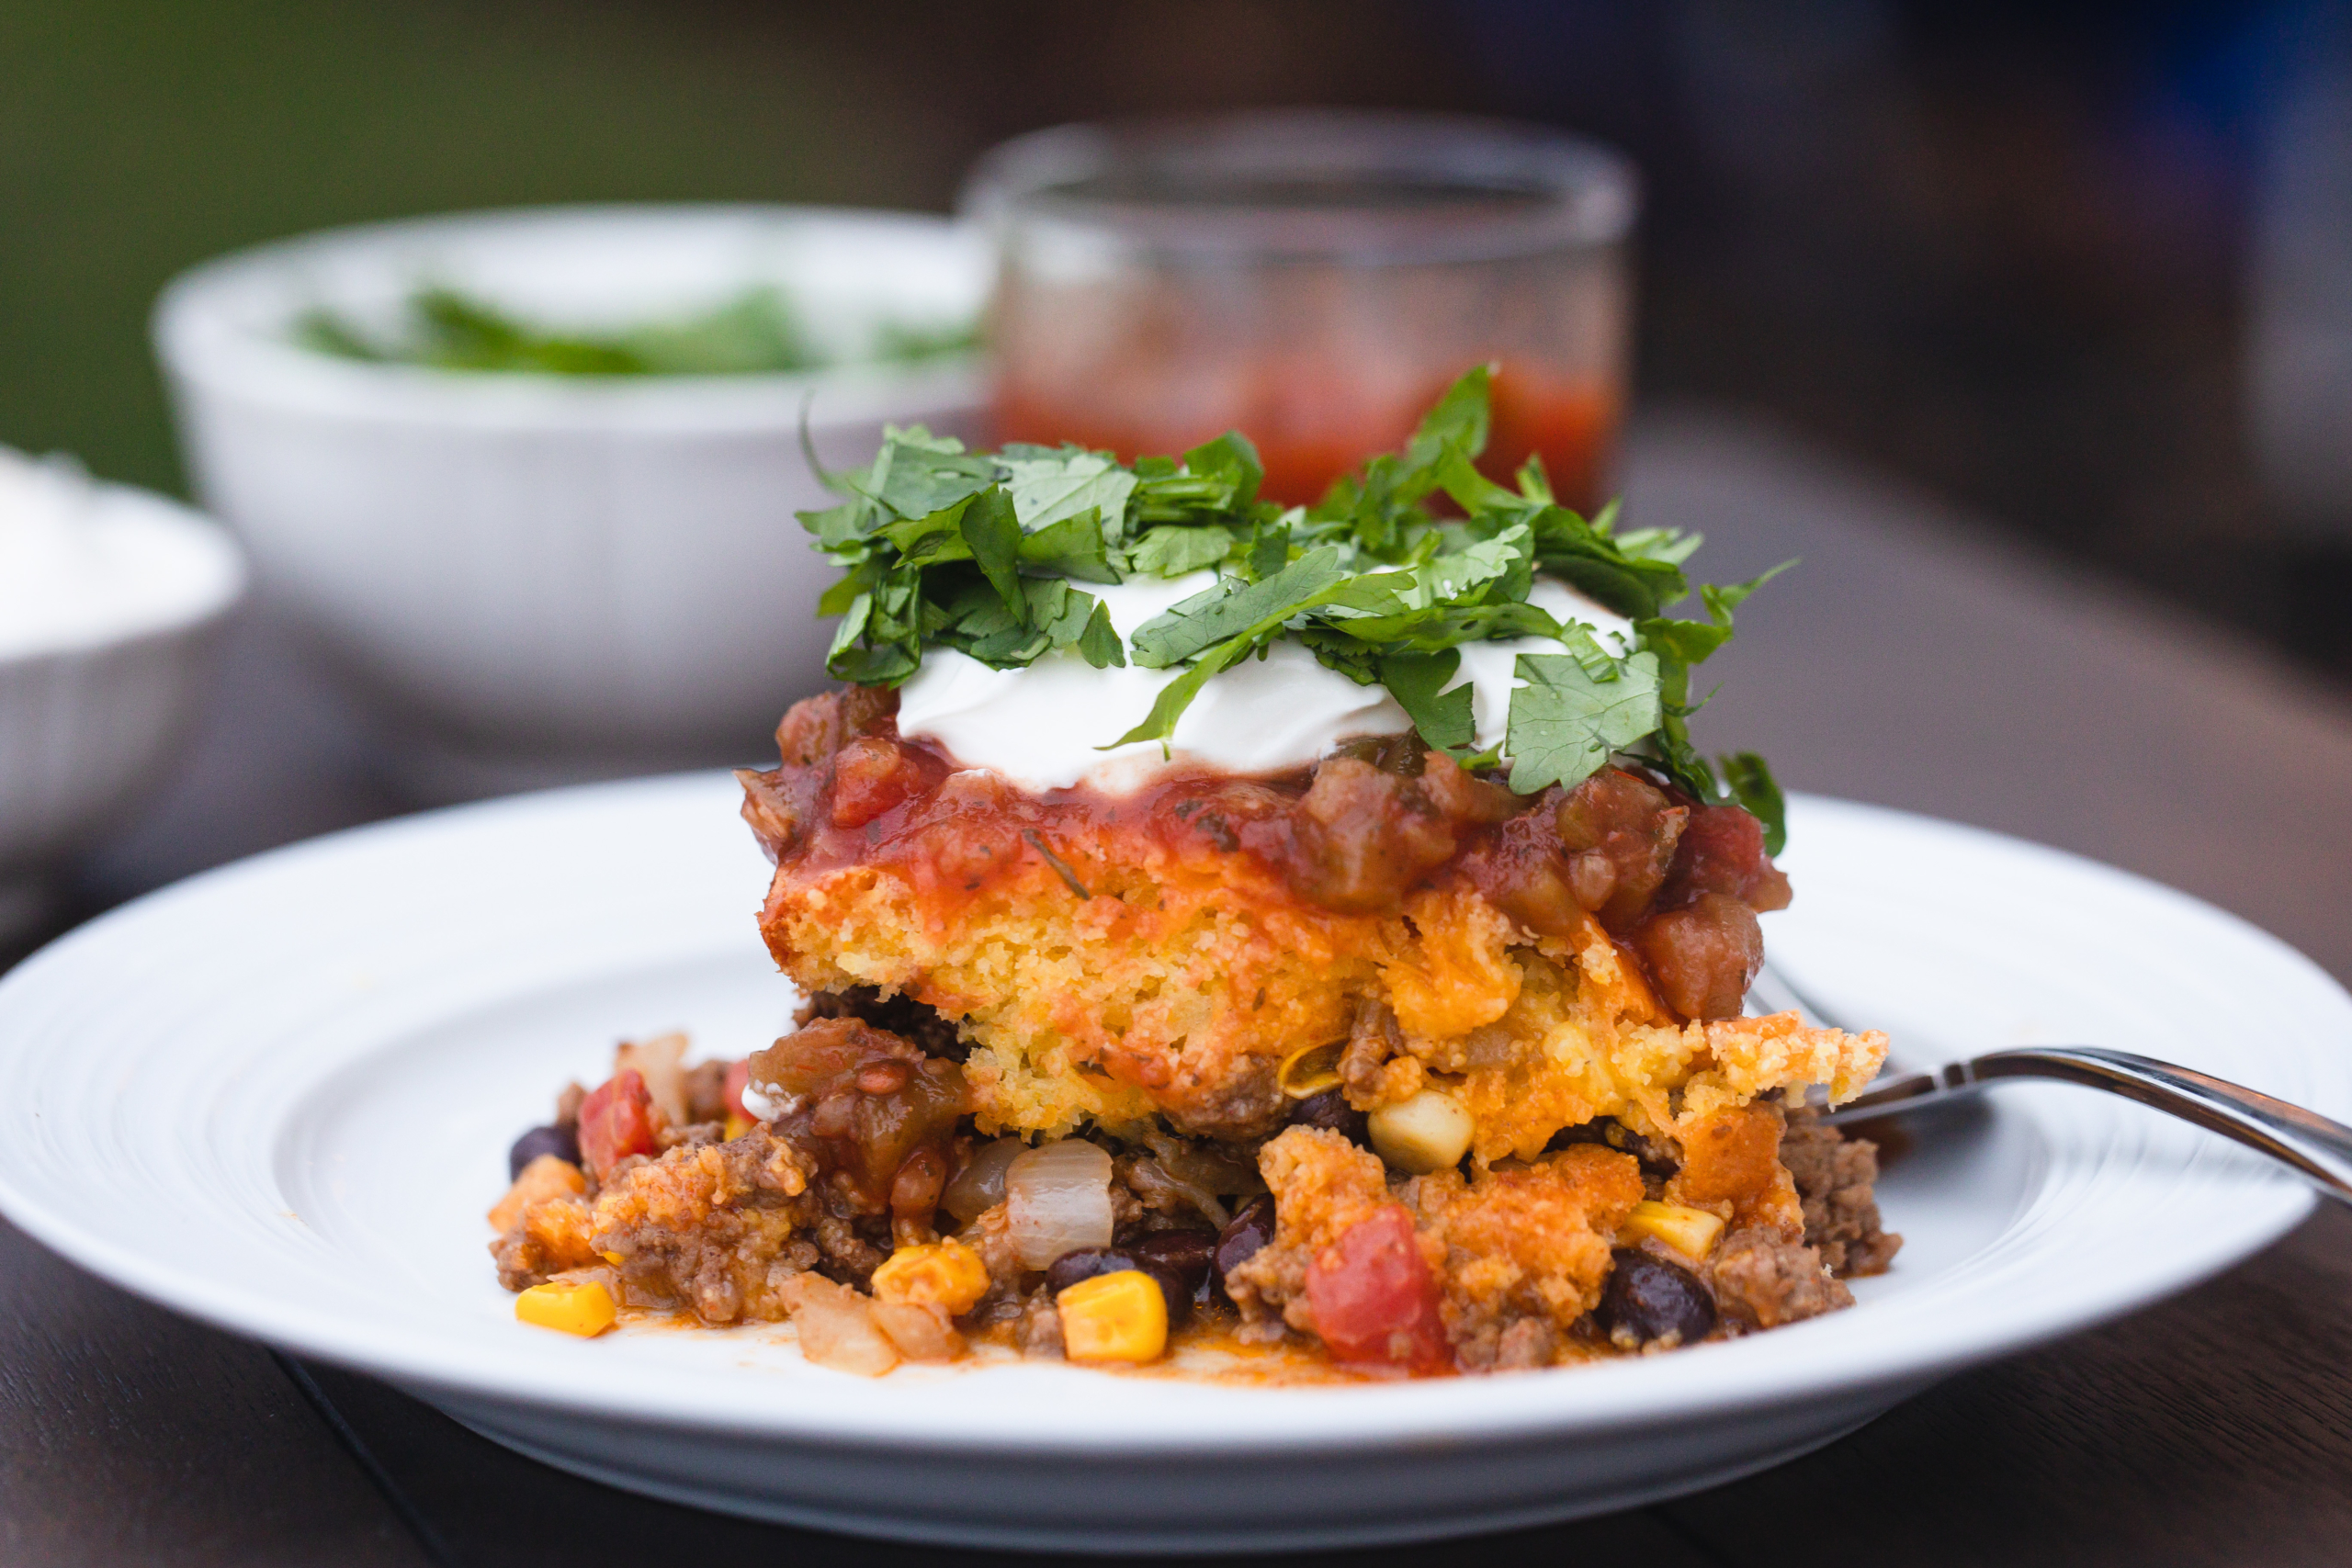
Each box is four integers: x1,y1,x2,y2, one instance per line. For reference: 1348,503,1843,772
0,777,2341,1551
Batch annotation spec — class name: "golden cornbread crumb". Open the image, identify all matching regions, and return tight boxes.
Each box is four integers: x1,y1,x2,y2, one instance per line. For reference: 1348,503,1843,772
762,832,1886,1151
1403,1144,1645,1335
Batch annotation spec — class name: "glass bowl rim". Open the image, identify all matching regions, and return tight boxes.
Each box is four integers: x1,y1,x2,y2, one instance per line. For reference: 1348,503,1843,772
959,109,1639,265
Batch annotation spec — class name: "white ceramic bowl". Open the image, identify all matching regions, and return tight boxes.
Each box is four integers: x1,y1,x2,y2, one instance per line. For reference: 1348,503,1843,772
153,205,989,796
0,479,245,938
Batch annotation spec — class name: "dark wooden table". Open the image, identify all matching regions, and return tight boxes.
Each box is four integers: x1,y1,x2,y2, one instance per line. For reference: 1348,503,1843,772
10,412,2352,1566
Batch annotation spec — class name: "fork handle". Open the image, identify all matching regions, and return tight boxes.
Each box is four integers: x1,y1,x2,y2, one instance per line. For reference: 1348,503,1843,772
1961,1047,2352,1206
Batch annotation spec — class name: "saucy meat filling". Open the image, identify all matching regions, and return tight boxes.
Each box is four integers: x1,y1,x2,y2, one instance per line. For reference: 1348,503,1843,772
492,1016,1899,1377
740,686,1790,1024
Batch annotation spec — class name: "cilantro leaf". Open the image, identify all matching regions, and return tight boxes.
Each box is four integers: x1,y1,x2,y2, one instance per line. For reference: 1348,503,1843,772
798,499,865,550
1721,751,1788,855
1001,448,1138,545
1379,649,1476,753
859,427,997,521
1126,524,1234,578
1127,547,1351,669
1504,650,1662,794
1104,637,1250,750
1182,432,1265,512
1244,517,1292,581
1634,559,1794,666
1018,511,1119,583
1328,364,1495,558
958,487,1025,618
1077,597,1125,668
1411,363,1495,457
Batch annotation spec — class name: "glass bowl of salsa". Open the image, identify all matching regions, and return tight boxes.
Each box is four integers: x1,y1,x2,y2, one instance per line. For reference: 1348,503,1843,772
962,110,1638,509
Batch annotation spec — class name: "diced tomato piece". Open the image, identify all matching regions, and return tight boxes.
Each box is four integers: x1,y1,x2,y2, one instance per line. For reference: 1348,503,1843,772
577,1068,660,1179
1306,1204,1450,1372
1661,803,1791,912
722,1059,752,1124
830,737,947,830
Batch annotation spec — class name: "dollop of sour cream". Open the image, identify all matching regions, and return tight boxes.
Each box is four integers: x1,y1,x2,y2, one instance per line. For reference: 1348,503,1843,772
892,571,1633,793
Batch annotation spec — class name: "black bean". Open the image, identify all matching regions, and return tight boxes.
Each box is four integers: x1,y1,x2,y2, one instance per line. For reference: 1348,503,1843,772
1544,1117,1677,1175
1213,1195,1277,1290
1046,1247,1126,1294
1044,1247,1193,1329
1286,1089,1368,1145
1132,1229,1217,1292
1144,1261,1193,1329
1595,1247,1716,1348
508,1124,580,1180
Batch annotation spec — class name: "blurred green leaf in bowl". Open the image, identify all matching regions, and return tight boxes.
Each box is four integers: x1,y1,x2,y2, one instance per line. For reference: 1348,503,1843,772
293,284,972,376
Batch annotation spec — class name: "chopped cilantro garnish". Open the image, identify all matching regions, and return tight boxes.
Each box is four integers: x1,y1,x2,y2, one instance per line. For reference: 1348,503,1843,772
801,366,1788,815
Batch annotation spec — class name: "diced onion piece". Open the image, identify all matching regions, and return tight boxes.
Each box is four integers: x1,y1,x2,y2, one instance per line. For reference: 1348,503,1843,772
872,1300,965,1362
941,1137,1025,1224
1006,1139,1114,1269
1367,1089,1476,1174
778,1274,899,1377
614,1032,689,1128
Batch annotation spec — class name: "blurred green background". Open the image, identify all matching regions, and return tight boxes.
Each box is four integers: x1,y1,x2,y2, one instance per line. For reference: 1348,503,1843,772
0,0,951,494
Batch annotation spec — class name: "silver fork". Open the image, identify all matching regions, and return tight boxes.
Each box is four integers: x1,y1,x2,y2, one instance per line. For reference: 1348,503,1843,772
1755,961,2352,1208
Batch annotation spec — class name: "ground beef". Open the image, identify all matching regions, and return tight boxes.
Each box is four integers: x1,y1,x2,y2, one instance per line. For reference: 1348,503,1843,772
1231,1127,1645,1371
1490,1317,1562,1371
956,1203,1029,1325
1225,1127,1395,1343
1402,1145,1645,1368
1015,1290,1065,1359
682,1061,732,1124
1114,1154,1212,1227
1159,1054,1286,1142
657,1118,726,1153
1339,997,1422,1109
589,1123,820,1323
808,1213,888,1289
490,1193,599,1290
1709,1225,1855,1329
793,986,966,1061
1780,1106,1904,1277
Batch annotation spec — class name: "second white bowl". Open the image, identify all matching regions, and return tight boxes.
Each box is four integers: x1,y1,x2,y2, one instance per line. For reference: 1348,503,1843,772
154,204,989,794
0,475,245,937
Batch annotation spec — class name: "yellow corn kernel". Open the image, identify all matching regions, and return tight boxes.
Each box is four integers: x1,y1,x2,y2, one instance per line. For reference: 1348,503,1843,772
514,1280,616,1337
1277,1040,1343,1100
1057,1269,1169,1364
1619,1200,1725,1263
869,1239,990,1315
1367,1088,1475,1174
